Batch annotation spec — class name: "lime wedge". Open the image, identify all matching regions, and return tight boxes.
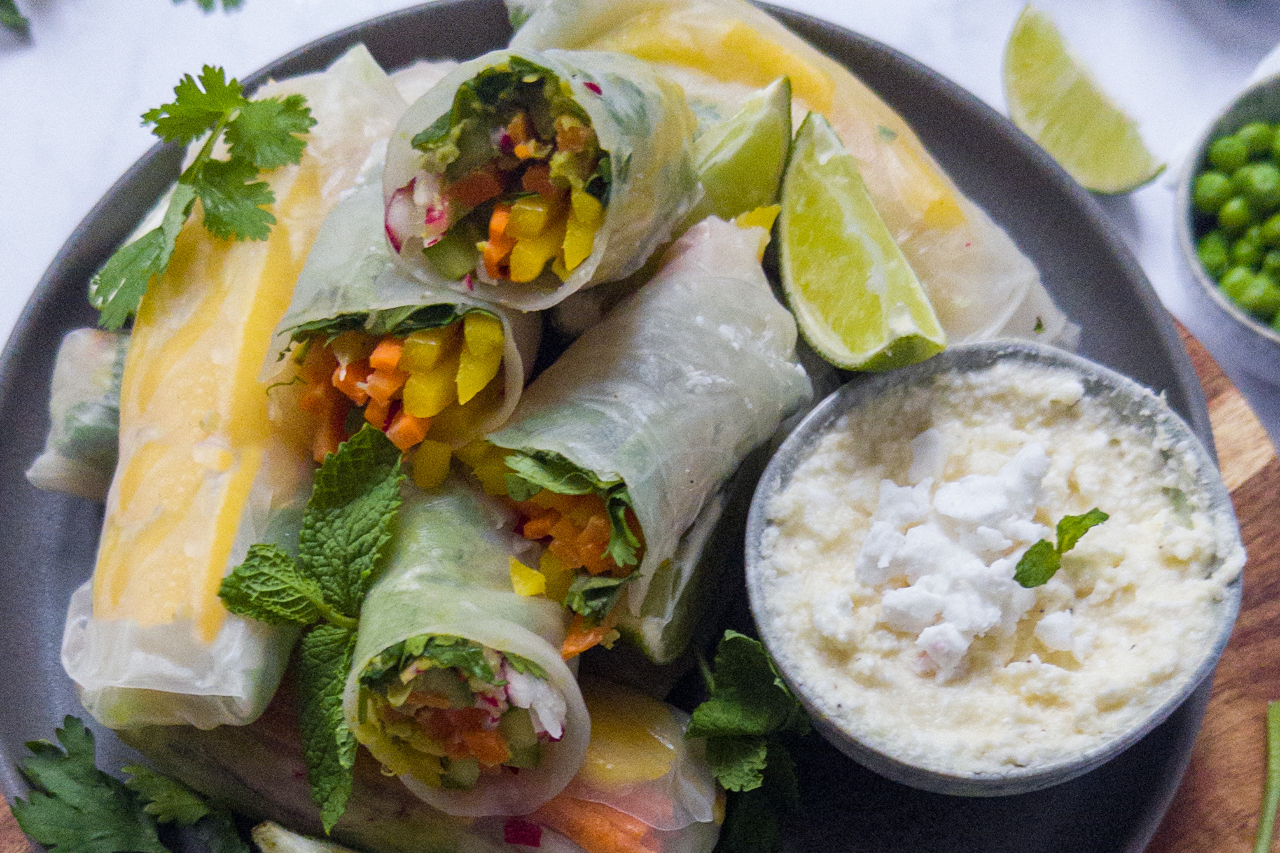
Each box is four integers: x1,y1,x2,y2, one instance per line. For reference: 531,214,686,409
778,112,946,372
1004,4,1164,194
684,77,792,227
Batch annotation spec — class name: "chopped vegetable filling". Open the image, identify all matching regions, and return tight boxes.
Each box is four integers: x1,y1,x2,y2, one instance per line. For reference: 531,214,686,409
386,57,610,286
287,310,505,466
357,634,565,789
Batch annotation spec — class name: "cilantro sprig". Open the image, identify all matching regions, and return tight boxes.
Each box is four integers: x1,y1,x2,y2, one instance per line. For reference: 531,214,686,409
219,425,405,832
1014,508,1108,588
11,716,246,853
89,66,315,330
0,0,29,37
686,631,810,853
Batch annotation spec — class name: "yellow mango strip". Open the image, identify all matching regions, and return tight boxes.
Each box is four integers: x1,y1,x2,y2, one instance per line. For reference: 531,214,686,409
400,324,459,374
510,211,570,283
456,313,505,404
563,190,604,271
509,557,548,597
579,683,677,788
95,163,322,643
508,194,564,240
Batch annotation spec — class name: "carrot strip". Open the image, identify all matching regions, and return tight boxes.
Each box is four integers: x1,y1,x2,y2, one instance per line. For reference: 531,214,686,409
332,361,373,405
532,796,659,853
562,614,614,659
364,397,391,430
462,727,512,767
369,337,404,372
313,395,350,464
385,409,431,451
521,513,559,541
364,367,409,405
577,514,611,546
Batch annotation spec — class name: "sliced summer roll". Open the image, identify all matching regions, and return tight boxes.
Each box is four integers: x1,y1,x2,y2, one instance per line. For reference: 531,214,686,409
465,217,811,663
507,0,1079,348
61,45,411,730
268,177,540,487
343,478,589,817
27,328,129,502
383,49,699,311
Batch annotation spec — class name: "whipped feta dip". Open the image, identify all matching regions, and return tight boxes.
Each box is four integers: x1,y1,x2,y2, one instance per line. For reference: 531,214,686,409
754,357,1244,778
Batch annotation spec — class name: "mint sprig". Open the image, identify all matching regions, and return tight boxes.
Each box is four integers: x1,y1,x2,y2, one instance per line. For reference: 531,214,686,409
0,0,29,37
1014,508,1109,588
219,425,404,832
89,65,315,330
686,631,809,853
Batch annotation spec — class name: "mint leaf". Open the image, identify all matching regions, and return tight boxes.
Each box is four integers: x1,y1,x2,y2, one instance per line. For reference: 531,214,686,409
193,157,276,241
296,624,359,834
705,736,768,793
563,573,631,622
12,717,168,853
1,0,29,37
219,543,335,628
143,66,245,145
716,746,800,853
1015,508,1108,588
688,631,808,740
1056,508,1109,554
226,95,315,170
301,425,404,617
123,765,210,825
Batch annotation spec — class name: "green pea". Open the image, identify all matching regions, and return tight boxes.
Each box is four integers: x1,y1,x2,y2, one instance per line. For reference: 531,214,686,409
1239,122,1276,156
1262,250,1280,278
1219,196,1253,233
1198,231,1230,277
1237,273,1280,321
1271,132,1280,163
1222,266,1255,300
1261,212,1280,246
1272,310,1280,334
1244,163,1280,212
1210,135,1250,172
1193,171,1233,215
1233,163,1257,195
1233,236,1263,268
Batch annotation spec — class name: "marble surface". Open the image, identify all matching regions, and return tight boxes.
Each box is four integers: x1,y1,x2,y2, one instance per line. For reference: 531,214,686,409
3,0,1280,443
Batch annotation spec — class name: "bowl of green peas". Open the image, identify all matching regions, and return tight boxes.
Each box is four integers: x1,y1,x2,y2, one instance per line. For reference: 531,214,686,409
1179,73,1280,362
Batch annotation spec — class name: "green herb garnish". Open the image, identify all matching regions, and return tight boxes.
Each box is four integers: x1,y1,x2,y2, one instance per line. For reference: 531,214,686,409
219,425,404,832
1014,508,1108,588
0,0,29,37
89,66,315,330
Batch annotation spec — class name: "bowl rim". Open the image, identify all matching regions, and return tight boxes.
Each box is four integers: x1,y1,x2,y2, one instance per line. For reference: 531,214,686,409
1176,70,1280,348
743,339,1245,797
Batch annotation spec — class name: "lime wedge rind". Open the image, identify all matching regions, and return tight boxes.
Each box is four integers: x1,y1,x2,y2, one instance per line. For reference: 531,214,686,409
779,112,946,372
1003,4,1165,195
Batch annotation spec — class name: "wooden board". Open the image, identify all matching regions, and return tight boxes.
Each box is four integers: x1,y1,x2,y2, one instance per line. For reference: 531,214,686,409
0,324,1275,852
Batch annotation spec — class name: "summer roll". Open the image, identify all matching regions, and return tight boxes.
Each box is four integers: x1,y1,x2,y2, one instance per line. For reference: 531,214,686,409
27,328,129,502
61,45,410,730
383,49,699,311
467,216,811,663
268,176,541,484
343,478,590,817
507,0,1079,347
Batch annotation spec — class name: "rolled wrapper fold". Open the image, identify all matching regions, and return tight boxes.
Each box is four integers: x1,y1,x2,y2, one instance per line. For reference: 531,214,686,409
489,217,811,662
343,480,590,817
383,48,699,311
270,176,541,451
507,0,1079,348
27,328,129,502
62,45,411,730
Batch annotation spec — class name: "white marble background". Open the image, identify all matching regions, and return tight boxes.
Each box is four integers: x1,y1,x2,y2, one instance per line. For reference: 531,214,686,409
3,0,1280,439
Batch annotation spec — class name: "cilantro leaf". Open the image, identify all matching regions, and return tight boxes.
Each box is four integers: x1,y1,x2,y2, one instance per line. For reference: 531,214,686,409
226,95,315,170
296,624,359,834
143,66,245,145
563,573,631,622
688,631,809,740
705,736,768,793
1015,508,1108,588
1,0,29,37
218,543,341,628
11,716,168,853
123,765,210,825
193,157,276,241
301,425,405,617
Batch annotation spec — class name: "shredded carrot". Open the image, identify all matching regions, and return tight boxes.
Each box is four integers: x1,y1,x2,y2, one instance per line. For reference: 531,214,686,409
424,708,512,764
562,613,617,660
369,337,404,372
364,366,409,405
461,727,512,767
364,397,391,430
577,514,611,547
385,409,431,452
331,362,373,405
449,164,504,209
532,796,659,853
522,513,559,541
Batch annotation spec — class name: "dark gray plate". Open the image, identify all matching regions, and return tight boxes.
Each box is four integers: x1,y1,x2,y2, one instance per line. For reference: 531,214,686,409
0,1,1212,852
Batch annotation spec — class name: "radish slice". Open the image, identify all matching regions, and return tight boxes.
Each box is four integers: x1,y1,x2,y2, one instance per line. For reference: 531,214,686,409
385,179,419,254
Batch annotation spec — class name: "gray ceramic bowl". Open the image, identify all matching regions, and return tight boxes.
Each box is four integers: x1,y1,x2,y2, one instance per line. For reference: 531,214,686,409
1176,72,1280,372
745,340,1244,797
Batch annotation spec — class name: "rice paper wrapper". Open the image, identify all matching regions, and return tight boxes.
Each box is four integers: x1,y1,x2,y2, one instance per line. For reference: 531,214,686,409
507,0,1079,348
27,328,129,502
384,48,699,311
343,480,589,817
489,217,811,649
273,176,541,439
61,45,409,731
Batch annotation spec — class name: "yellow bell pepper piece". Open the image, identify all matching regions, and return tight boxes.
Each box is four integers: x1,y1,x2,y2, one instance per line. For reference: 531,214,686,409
509,557,548,597
400,324,459,374
403,347,461,418
538,550,575,604
411,440,452,490
509,212,569,283
456,313,505,405
562,190,604,272
508,195,563,240
570,190,604,225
